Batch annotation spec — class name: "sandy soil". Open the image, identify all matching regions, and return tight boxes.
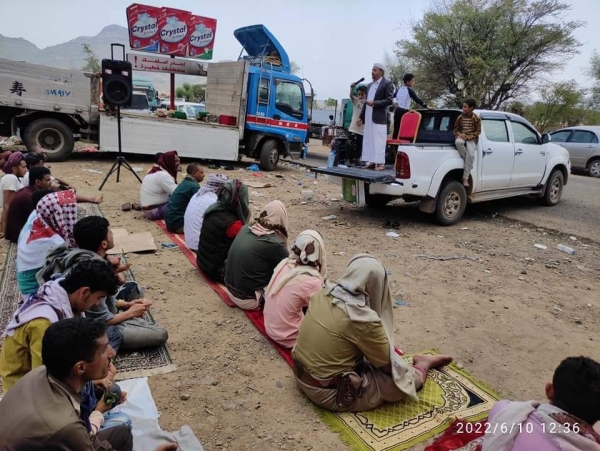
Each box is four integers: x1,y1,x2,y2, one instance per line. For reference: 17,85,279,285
1,147,599,450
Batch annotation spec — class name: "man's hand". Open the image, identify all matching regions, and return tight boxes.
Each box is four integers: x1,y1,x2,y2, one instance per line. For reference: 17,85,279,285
356,119,362,126
116,263,131,274
350,82,356,88
94,376,112,391
128,303,147,319
155,444,178,451
120,390,128,405
95,397,111,414
366,100,374,107
133,299,152,309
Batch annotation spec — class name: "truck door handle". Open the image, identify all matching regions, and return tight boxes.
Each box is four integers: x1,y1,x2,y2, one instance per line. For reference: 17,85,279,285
586,145,595,149
515,148,524,155
540,150,546,155
483,148,493,155
273,114,281,120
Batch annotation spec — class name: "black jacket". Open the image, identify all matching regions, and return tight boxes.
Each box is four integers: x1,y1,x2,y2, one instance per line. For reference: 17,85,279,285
196,209,238,282
360,77,395,125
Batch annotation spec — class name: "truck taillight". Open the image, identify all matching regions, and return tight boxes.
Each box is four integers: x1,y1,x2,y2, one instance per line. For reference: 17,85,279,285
395,151,411,179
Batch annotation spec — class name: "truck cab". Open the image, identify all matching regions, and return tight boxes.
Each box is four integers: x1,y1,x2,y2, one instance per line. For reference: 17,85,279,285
132,76,159,110
234,25,308,170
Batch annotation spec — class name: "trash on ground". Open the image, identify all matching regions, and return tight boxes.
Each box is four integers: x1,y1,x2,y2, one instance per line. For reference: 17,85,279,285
569,236,577,241
252,172,264,178
556,244,576,255
533,244,548,250
161,243,178,249
394,299,410,308
83,169,102,174
251,191,263,197
386,232,400,238
301,190,314,198
246,164,260,172
132,167,144,173
461,227,470,230
245,181,272,189
322,215,337,220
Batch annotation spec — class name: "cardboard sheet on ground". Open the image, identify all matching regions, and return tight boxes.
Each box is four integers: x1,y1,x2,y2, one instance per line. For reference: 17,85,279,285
118,378,204,451
107,229,157,254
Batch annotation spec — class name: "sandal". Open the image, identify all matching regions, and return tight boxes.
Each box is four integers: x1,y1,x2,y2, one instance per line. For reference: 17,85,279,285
363,163,375,169
374,165,386,171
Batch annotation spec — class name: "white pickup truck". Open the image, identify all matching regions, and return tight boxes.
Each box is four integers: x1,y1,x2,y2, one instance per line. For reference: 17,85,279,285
313,109,571,225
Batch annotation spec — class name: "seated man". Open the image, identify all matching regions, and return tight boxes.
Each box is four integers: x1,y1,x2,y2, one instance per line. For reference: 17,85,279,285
71,216,168,352
164,162,204,233
292,255,452,412
4,165,53,243
0,317,177,451
483,356,600,451
0,259,118,392
24,149,103,201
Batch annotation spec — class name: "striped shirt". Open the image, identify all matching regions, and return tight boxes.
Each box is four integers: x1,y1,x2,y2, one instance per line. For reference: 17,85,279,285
453,113,481,141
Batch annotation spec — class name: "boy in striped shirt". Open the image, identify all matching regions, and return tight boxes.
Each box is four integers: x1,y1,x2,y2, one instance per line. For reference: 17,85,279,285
453,99,481,187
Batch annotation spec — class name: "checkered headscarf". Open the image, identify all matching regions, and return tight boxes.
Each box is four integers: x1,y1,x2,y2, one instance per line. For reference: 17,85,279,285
35,190,78,247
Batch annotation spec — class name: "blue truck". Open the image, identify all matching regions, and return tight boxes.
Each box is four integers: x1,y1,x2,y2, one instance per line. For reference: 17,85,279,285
0,24,308,170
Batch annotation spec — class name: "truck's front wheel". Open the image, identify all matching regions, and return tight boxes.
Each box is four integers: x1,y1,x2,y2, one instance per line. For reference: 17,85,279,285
24,118,74,162
259,139,280,171
538,169,564,206
434,180,467,226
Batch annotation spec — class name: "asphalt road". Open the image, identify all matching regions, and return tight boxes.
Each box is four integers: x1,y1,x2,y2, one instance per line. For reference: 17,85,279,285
291,144,600,242
481,173,600,242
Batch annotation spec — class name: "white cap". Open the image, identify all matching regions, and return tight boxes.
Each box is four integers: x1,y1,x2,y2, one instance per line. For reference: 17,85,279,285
373,62,385,73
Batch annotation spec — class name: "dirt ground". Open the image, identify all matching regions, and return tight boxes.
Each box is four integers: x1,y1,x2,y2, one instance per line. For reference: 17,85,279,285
1,148,599,450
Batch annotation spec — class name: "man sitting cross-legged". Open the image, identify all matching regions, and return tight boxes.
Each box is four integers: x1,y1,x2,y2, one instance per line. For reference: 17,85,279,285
38,215,168,353
0,259,118,392
0,317,178,451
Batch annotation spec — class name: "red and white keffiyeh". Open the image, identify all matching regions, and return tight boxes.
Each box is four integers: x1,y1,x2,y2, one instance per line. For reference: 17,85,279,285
27,189,77,247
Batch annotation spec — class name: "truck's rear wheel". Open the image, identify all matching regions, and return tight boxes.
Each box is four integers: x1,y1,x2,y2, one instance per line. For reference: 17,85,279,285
538,169,563,206
24,118,74,162
260,139,280,171
434,180,467,226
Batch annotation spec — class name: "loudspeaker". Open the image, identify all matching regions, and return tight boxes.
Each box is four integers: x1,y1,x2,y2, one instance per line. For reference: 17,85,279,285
101,59,133,108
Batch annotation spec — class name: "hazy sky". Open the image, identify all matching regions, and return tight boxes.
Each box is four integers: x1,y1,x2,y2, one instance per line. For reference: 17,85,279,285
0,0,596,101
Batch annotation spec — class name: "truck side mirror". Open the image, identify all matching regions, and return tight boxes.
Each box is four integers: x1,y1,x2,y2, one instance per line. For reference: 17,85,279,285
542,133,551,144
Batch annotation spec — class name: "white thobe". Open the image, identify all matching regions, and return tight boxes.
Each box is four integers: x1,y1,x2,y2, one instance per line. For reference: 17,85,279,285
361,78,387,165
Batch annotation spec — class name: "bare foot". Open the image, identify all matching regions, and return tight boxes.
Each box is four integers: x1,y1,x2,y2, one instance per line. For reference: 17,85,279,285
462,180,469,187
375,165,385,171
413,354,453,371
93,195,104,204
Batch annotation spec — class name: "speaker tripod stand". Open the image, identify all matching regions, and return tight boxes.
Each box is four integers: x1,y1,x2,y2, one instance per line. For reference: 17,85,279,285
99,105,142,190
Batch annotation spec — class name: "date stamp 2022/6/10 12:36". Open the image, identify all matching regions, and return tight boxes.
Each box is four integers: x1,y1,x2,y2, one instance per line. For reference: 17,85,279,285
456,421,581,435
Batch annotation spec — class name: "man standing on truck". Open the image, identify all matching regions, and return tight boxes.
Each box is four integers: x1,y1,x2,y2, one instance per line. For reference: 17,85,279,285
453,99,481,188
358,63,394,170
348,84,367,166
393,73,429,139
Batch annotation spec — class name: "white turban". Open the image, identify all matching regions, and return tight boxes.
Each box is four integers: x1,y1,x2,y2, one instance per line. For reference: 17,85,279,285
373,62,385,73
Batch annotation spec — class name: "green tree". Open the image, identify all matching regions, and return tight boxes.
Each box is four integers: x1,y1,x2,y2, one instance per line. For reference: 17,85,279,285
290,61,301,75
588,51,600,110
324,97,337,108
383,50,410,88
524,81,584,131
176,83,206,102
396,0,582,109
81,43,100,73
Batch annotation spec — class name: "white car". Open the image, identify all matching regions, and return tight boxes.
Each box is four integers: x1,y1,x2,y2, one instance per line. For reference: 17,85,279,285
549,126,600,177
314,109,571,225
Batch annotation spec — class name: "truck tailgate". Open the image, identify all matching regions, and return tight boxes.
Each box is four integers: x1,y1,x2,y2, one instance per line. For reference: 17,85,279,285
312,166,396,183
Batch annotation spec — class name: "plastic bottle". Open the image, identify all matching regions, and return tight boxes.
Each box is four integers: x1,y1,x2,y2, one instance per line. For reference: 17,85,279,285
556,244,576,255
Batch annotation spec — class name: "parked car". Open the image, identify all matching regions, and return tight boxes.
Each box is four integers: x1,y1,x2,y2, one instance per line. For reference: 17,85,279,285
313,109,571,226
549,126,600,177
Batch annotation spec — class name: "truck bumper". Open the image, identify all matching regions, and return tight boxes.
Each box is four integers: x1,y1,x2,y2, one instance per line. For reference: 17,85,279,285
322,174,405,206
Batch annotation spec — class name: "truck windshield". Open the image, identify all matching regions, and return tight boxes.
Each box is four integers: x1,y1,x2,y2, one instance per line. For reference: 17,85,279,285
130,94,149,110
275,81,303,119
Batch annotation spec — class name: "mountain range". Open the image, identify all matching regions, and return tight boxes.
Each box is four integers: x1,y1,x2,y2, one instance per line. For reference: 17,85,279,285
0,25,200,92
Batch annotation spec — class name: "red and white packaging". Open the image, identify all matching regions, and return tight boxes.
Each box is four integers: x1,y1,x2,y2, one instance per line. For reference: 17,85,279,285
158,7,192,57
187,15,217,60
126,3,161,52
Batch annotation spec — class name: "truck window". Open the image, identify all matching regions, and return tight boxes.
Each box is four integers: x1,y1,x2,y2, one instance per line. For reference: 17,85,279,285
259,79,270,104
511,122,539,145
274,80,304,119
482,119,509,142
570,130,598,144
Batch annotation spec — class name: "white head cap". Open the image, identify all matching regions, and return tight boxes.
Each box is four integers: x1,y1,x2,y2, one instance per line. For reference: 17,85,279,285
373,62,385,73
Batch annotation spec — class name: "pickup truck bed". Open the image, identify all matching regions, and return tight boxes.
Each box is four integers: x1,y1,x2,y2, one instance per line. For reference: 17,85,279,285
313,165,395,183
